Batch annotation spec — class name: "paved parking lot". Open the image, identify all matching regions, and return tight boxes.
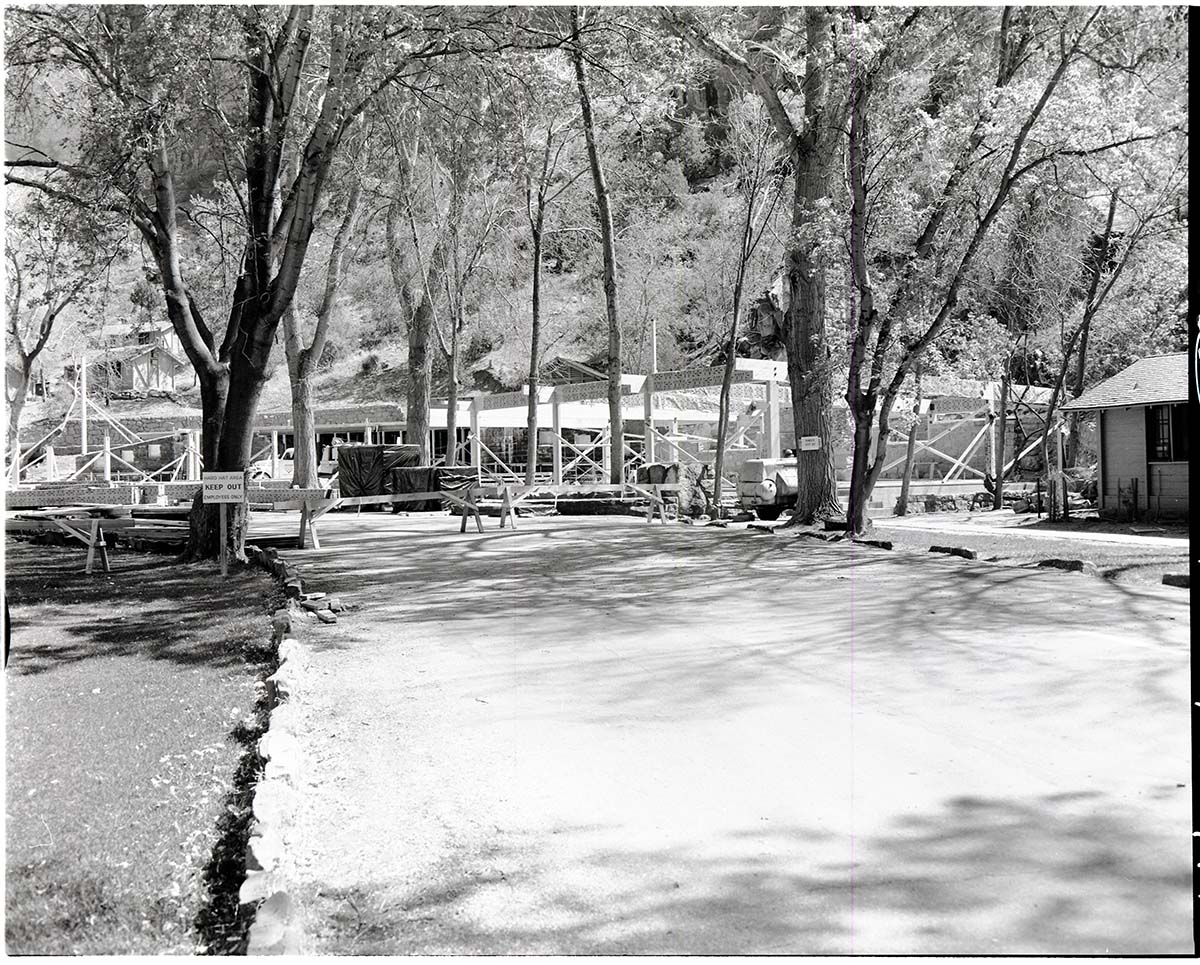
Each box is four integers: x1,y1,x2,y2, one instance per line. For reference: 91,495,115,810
253,511,1191,954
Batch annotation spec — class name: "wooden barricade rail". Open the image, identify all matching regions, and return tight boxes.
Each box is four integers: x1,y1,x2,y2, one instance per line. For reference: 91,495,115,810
478,482,682,529
283,487,486,549
270,482,681,549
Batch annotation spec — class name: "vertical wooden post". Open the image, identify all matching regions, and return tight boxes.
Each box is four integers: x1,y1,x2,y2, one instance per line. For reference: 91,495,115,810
643,374,655,467
45,445,57,481
551,398,563,484
97,526,110,572
765,378,781,459
270,430,279,478
601,428,611,484
219,503,229,577
298,502,309,549
84,517,100,573
470,400,481,481
364,423,372,445
499,485,512,529
79,354,88,457
103,432,112,481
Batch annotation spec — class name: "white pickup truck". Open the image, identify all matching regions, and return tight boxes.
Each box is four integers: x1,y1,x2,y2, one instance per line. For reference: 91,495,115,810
250,446,338,486
737,457,798,520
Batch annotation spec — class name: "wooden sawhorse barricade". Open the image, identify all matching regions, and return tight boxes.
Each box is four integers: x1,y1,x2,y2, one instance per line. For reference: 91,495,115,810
489,482,681,529
277,487,487,550
33,508,114,574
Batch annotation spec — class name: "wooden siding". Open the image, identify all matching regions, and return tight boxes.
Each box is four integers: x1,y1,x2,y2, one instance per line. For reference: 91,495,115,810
1147,462,1189,518
1100,406,1147,513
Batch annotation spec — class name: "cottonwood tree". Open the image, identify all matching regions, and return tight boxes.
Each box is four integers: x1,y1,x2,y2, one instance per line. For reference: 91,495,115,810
1059,157,1187,466
381,112,445,464
377,82,509,466
662,6,847,522
281,160,365,488
571,5,625,484
710,98,785,515
512,74,585,483
4,194,123,472
839,5,1183,535
5,5,556,557
982,188,1083,508
437,143,511,467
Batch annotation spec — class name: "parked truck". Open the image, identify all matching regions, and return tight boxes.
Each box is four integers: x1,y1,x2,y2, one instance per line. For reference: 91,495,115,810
738,457,798,520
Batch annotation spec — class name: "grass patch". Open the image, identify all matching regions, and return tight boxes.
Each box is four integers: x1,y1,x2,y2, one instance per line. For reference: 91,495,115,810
5,539,284,955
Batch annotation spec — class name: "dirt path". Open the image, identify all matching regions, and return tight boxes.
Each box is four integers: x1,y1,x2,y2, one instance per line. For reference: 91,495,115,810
254,512,1191,954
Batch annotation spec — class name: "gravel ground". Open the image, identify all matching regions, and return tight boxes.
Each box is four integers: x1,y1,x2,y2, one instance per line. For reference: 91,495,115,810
4,539,282,955
244,511,1191,955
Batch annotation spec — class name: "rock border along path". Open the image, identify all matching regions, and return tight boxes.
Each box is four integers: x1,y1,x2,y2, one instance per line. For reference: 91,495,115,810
238,544,338,955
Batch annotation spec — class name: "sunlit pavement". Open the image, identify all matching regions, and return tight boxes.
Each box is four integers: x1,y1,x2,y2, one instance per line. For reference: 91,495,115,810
249,511,1191,954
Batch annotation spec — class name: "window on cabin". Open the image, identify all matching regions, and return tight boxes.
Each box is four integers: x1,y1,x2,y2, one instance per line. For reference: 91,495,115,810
137,331,151,345
1147,403,1188,461
1171,403,1189,460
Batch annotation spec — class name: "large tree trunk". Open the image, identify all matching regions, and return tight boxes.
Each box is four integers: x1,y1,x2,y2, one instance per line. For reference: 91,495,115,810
290,377,319,488
572,8,623,484
282,306,319,489
6,363,30,475
845,403,875,534
183,368,232,560
525,219,543,486
407,297,434,463
785,153,842,523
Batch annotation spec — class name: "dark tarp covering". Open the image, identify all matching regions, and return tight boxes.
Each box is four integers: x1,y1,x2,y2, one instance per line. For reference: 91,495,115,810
438,468,477,515
387,465,442,512
336,445,421,497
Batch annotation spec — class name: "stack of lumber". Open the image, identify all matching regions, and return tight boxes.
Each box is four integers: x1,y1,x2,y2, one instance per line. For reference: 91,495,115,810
5,506,190,548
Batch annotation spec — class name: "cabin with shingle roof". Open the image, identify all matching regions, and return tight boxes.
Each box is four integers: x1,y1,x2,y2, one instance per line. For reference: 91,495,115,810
1062,353,1190,519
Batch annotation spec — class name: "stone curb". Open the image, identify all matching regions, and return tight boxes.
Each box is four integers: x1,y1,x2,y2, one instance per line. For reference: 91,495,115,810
241,631,307,956
1036,558,1097,575
929,545,978,561
240,544,319,956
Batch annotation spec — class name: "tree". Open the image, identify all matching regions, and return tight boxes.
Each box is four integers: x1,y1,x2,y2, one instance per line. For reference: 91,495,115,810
282,169,364,488
662,7,846,522
983,188,1083,509
839,6,1182,535
4,193,123,473
710,98,784,515
1061,158,1187,465
5,5,555,556
516,93,584,483
571,5,624,484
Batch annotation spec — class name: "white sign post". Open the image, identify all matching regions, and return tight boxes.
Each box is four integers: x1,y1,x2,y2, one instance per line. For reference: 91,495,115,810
202,471,246,578
799,436,822,451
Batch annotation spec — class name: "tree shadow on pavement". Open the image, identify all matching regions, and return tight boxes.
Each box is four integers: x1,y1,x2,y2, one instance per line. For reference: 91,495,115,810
270,519,1186,725
303,791,1189,955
